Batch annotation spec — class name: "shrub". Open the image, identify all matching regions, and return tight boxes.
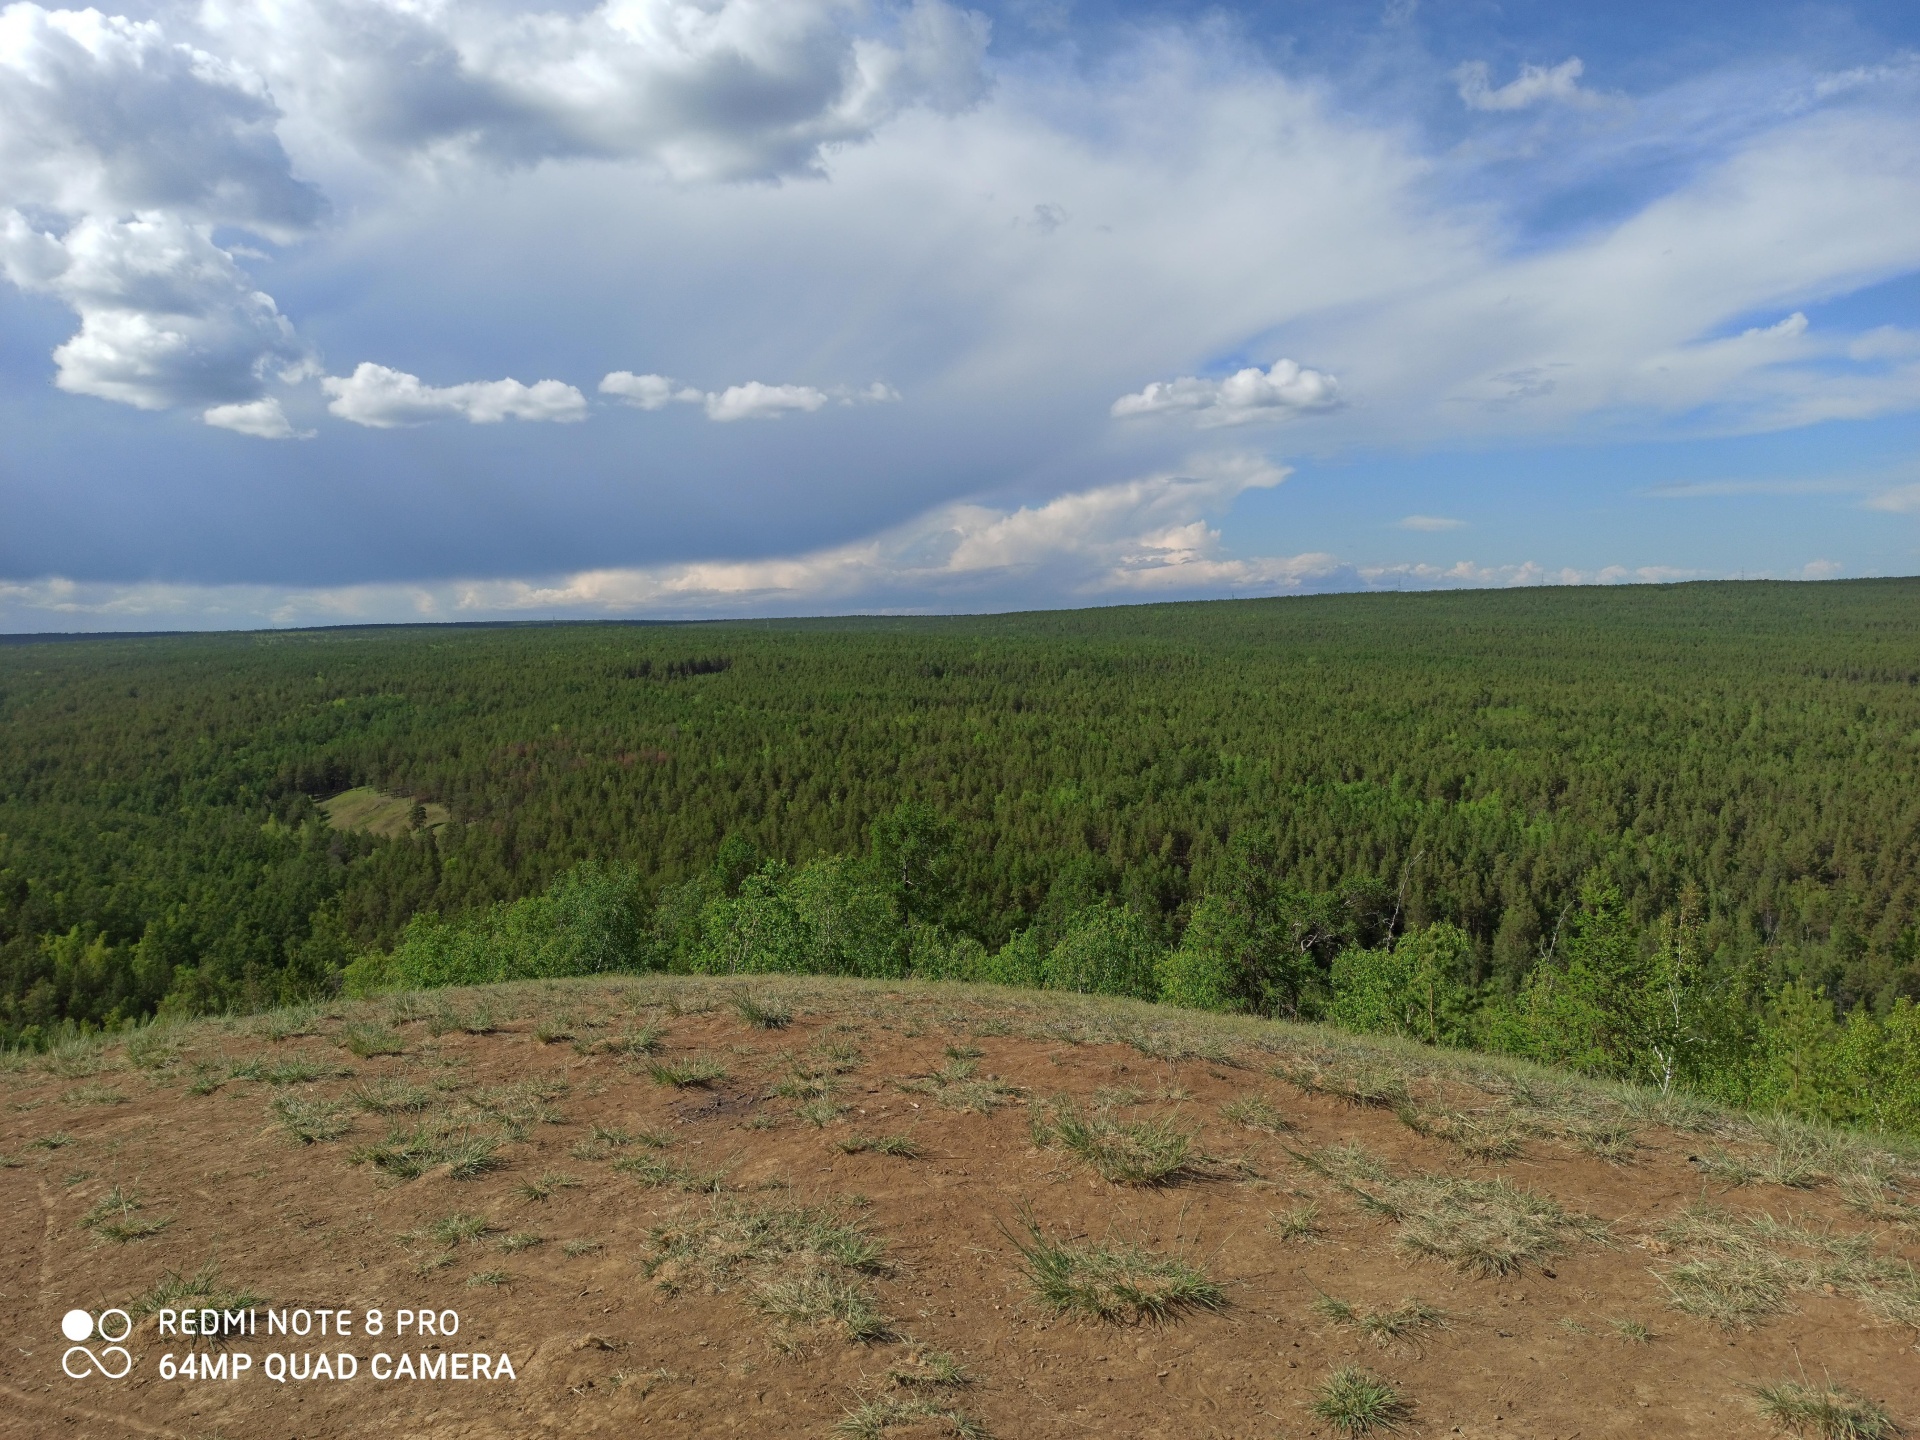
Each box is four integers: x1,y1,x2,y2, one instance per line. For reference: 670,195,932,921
980,928,1047,989
347,862,646,993
1046,903,1162,1001
1328,924,1474,1047
693,864,813,975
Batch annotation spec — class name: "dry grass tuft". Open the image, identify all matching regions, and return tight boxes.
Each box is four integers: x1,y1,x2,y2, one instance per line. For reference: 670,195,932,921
1398,1105,1524,1161
612,1152,728,1193
340,1022,405,1058
648,1056,729,1088
731,992,794,1030
899,1057,1020,1114
1297,1143,1604,1277
270,1093,352,1144
837,1134,922,1159
1271,1201,1322,1243
1031,1099,1213,1186
350,1079,433,1114
1002,1212,1224,1324
1312,1294,1446,1350
1753,1378,1901,1439
1220,1094,1294,1134
1653,1203,1920,1333
349,1119,503,1180
835,1396,987,1439
1277,1059,1410,1111
80,1184,171,1243
1311,1366,1413,1435
645,1197,889,1346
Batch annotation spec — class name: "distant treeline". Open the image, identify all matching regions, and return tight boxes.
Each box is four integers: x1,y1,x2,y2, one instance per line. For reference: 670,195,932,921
3,580,1920,1109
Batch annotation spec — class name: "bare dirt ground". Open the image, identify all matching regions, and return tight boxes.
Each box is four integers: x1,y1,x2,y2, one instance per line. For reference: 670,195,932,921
3,976,1917,1439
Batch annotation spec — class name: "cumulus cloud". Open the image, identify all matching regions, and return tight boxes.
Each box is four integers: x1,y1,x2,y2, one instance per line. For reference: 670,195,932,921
197,0,991,182
203,396,308,438
598,371,701,410
1397,515,1465,531
599,372,897,420
705,381,830,422
1111,359,1341,427
0,0,988,426
323,362,588,426
0,3,321,231
1454,57,1599,112
0,208,309,408
0,3,324,417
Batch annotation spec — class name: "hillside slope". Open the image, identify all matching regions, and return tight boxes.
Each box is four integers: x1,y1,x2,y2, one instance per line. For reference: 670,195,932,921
5,978,1918,1438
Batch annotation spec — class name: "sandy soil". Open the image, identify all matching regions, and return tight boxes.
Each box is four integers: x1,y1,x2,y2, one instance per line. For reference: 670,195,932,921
2,979,1914,1439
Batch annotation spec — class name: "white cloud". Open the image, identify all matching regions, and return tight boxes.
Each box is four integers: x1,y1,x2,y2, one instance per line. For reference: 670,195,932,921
203,396,308,438
599,372,897,419
322,362,588,427
0,454,1313,625
444,453,1334,605
0,0,989,425
196,0,991,183
0,4,325,416
1111,359,1341,427
1397,515,1465,531
1358,559,1707,588
0,208,309,408
1454,57,1599,112
705,381,830,422
1801,558,1843,579
598,371,701,410
1865,484,1920,513
1849,326,1920,361
0,3,320,231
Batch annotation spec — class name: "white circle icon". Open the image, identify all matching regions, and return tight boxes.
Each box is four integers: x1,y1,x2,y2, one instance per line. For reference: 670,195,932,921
97,1309,132,1342
60,1310,92,1342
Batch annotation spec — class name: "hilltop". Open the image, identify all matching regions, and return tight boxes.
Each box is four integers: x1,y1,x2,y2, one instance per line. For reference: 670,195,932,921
5,976,1917,1438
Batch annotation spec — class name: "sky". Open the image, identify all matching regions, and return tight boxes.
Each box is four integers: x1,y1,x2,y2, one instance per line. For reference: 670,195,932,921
2,0,1918,630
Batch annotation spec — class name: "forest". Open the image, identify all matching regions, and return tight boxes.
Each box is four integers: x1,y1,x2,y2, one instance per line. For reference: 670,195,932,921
3,579,1919,1123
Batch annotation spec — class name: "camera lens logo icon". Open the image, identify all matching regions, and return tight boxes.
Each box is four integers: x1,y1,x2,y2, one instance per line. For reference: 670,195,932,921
61,1308,133,1379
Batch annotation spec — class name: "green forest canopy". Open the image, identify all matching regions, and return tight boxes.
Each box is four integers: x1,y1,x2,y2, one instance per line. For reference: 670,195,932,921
3,578,1918,1063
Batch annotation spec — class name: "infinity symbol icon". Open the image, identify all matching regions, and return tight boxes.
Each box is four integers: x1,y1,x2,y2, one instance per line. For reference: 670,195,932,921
63,1345,133,1379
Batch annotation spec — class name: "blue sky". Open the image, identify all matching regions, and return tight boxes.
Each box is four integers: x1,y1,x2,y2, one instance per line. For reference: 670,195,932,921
2,0,1918,628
